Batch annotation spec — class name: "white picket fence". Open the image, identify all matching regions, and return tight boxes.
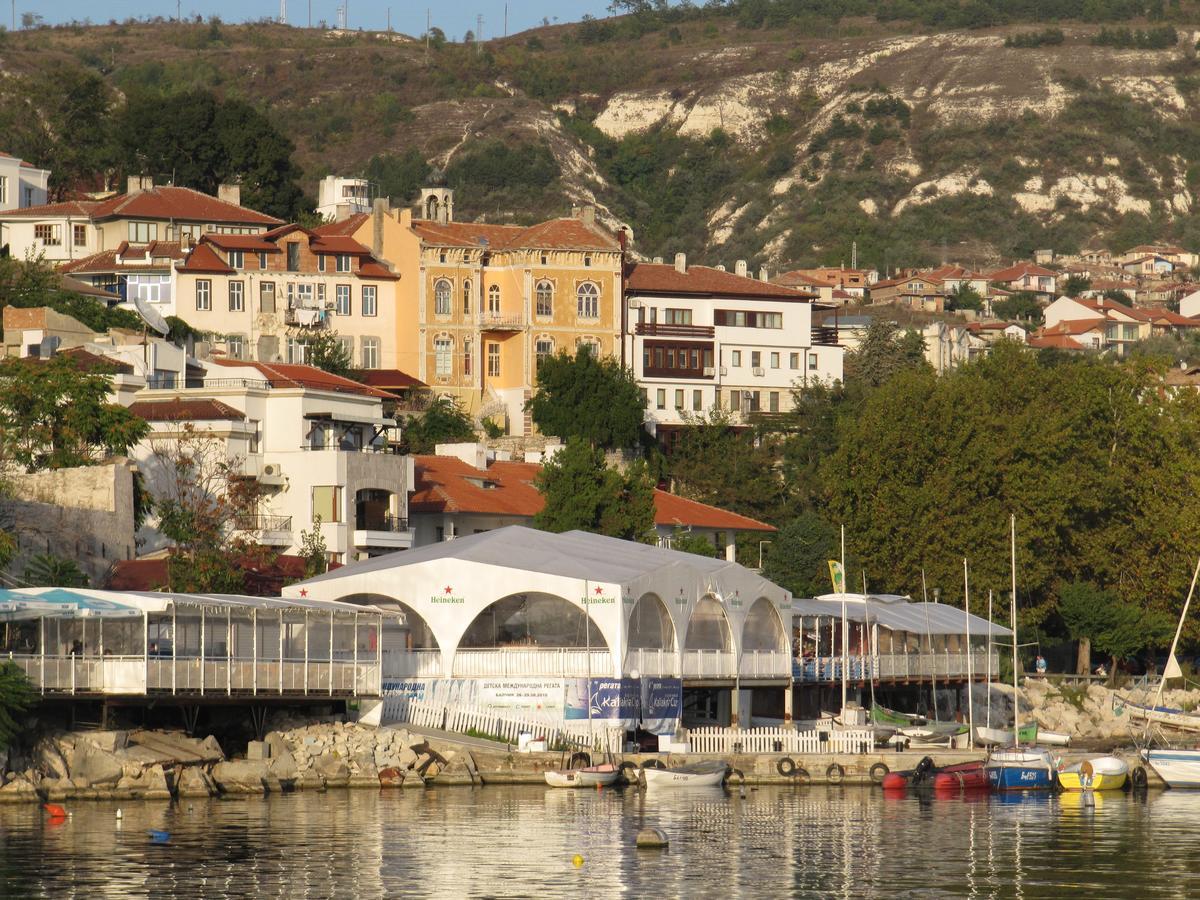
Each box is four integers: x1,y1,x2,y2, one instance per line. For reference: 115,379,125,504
686,726,875,755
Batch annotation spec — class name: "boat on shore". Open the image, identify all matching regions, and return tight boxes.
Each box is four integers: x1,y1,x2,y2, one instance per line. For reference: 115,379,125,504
975,723,1071,748
1057,756,1128,792
642,760,728,788
544,764,620,788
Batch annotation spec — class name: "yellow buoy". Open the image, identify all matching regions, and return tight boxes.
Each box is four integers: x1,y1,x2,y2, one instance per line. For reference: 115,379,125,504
572,855,584,868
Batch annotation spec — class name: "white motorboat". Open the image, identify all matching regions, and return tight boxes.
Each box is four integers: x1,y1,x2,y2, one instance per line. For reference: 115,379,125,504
642,760,728,788
544,764,620,788
1144,749,1200,788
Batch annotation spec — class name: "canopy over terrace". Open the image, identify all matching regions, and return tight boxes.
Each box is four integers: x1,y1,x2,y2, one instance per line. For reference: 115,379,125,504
791,592,1012,685
0,587,402,698
286,525,795,682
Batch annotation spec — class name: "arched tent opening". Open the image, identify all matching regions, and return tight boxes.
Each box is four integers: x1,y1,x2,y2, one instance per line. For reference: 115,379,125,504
337,593,440,677
742,597,788,652
627,593,676,650
459,593,606,649
684,596,731,652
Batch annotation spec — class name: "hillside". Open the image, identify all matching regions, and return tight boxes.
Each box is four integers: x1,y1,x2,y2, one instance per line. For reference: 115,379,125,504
5,7,1200,271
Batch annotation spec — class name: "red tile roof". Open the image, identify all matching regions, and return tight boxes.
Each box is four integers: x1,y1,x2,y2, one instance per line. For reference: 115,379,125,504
1028,333,1087,350
60,242,186,275
1,200,99,218
178,243,235,274
89,186,281,225
410,217,621,252
1042,318,1106,336
627,263,810,300
355,369,426,389
208,359,396,398
313,213,370,236
410,454,775,532
309,234,372,255
1143,307,1200,327
107,554,308,595
14,347,135,374
358,259,400,280
201,233,280,252
127,398,245,422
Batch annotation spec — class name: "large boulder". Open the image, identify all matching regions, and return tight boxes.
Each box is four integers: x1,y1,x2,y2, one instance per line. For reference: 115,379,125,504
264,731,290,760
315,755,350,785
211,760,269,794
34,738,70,781
177,765,216,798
71,741,124,787
0,776,38,802
141,764,171,799
85,731,129,753
269,752,299,781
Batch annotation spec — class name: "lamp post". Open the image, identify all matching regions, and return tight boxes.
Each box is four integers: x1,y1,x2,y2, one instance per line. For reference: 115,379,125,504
631,667,642,751
758,540,772,570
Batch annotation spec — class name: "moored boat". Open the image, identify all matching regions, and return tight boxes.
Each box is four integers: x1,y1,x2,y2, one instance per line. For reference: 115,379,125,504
879,756,988,792
1057,756,1127,791
642,760,728,788
1144,749,1200,788
544,764,620,788
986,749,1056,791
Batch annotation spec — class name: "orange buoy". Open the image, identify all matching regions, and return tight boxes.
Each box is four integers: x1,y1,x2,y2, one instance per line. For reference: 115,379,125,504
43,803,68,818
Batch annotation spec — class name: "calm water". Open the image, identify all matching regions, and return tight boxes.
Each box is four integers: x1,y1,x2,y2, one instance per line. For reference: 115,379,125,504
1,784,1198,898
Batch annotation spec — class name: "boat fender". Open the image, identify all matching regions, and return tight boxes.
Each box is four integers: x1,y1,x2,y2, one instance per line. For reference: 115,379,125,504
617,761,641,782
869,762,890,784
641,759,666,770
826,762,845,784
777,757,798,777
569,752,591,770
1131,766,1148,790
794,766,811,784
728,768,745,786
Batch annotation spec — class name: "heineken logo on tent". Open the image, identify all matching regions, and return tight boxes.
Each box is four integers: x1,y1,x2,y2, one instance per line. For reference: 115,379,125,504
431,585,465,605
674,590,688,607
583,586,614,605
728,591,743,608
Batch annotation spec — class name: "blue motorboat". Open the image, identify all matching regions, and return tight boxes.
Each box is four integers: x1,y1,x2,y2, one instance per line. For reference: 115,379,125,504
985,749,1056,791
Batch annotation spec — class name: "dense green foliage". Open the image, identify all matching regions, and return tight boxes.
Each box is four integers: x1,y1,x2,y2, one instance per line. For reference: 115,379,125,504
762,512,842,598
527,348,647,449
0,662,34,750
533,439,655,540
402,397,477,454
363,150,432,205
1005,28,1066,47
446,140,562,217
0,355,150,472
290,328,354,379
0,257,142,337
669,409,785,523
1091,24,1179,46
22,553,89,588
1057,580,1175,670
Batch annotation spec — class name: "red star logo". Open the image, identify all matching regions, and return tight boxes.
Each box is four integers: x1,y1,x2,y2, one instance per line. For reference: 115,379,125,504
444,586,453,594
594,586,603,595
299,589,308,597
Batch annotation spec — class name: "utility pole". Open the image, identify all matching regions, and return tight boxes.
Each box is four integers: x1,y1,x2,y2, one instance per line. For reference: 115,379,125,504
425,9,430,65
308,0,312,28
279,0,286,26
504,3,508,36
387,7,391,32
476,13,483,46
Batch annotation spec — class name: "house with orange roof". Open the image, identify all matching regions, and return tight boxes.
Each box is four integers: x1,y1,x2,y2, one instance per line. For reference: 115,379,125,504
0,152,50,253
409,443,775,563
867,273,945,312
0,175,281,265
987,262,1058,300
1121,254,1176,278
128,356,415,565
314,184,627,435
1040,294,1200,353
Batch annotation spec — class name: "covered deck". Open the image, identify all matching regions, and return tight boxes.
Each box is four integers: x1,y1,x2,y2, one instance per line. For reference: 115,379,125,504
0,588,401,698
792,593,1009,685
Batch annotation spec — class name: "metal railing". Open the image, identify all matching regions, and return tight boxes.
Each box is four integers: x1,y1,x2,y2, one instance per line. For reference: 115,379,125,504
355,514,409,532
451,648,613,678
146,376,271,390
681,650,736,678
382,649,443,678
792,650,998,683
811,325,839,346
233,514,293,533
477,312,524,330
635,323,716,338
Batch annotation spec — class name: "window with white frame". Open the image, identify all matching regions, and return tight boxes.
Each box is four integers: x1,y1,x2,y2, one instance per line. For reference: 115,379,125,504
287,337,308,364
228,280,245,312
336,254,351,273
463,279,471,314
486,342,500,377
535,281,554,317
464,339,473,376
179,223,202,241
656,389,665,409
362,285,377,317
770,351,780,369
34,224,61,246
487,284,501,314
196,279,212,311
337,335,354,362
731,350,742,367
336,284,351,316
434,279,452,316
229,250,244,269
535,337,554,367
434,337,453,377
808,352,818,371
227,335,245,359
73,224,87,247
576,282,599,318
128,222,158,243
0,176,6,205
361,337,380,369
692,389,702,411
790,352,800,370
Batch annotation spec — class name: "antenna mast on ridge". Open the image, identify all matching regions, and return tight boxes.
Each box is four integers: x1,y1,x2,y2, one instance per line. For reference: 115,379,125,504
279,0,287,25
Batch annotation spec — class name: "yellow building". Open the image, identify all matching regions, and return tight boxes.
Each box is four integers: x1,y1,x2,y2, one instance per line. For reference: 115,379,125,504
323,188,625,435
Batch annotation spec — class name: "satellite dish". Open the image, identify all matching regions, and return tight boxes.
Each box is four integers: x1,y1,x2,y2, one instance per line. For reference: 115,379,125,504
132,293,170,337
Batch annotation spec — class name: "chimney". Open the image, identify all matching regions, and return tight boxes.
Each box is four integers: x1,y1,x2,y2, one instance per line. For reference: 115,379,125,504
674,252,686,274
715,264,726,272
759,265,769,281
653,256,663,264
580,205,596,226
735,259,748,278
126,175,153,195
217,184,241,206
180,232,192,252
372,197,387,259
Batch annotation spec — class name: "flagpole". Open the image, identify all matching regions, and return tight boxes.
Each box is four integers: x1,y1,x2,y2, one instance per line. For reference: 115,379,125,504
922,569,938,722
1011,515,1019,748
964,558,974,742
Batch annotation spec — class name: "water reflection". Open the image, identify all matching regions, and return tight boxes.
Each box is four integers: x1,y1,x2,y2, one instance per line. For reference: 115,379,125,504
2,786,1200,897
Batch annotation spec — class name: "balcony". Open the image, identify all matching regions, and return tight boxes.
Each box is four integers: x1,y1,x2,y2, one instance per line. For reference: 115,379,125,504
232,514,294,547
811,325,839,346
452,648,613,678
285,305,331,328
636,323,715,338
792,650,997,683
382,648,443,678
353,514,412,551
478,312,524,331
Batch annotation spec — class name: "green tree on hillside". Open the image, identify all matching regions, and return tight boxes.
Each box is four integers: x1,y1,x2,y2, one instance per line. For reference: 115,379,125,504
533,439,655,541
762,512,842,599
526,348,646,449
945,284,984,311
1058,581,1174,677
402,397,477,454
843,319,929,388
363,150,431,204
991,291,1044,323
669,408,783,523
1063,275,1092,297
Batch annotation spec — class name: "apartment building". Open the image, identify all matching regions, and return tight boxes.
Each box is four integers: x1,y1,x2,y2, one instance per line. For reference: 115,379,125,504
0,151,51,257
128,358,414,564
624,255,843,438
0,176,280,265
317,187,625,434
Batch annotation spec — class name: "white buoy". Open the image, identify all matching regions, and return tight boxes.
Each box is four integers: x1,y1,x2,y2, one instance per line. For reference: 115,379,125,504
116,809,123,819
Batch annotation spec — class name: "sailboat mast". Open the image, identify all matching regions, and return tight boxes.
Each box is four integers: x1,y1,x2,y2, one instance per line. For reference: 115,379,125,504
585,579,593,748
840,525,848,716
964,558,974,739
987,589,993,730
922,569,938,722
1150,555,1200,721
1011,515,1019,748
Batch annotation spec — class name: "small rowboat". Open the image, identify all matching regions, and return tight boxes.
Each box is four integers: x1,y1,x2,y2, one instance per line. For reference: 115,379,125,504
642,760,727,788
544,764,619,788
880,756,988,792
1057,756,1127,792
986,749,1056,791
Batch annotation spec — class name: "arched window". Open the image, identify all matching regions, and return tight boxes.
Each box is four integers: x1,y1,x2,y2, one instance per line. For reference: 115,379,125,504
577,282,599,318
433,279,452,316
487,284,501,314
463,279,472,314
434,334,453,378
535,280,554,318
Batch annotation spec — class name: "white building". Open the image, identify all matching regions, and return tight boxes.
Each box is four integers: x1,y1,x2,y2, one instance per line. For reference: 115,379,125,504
286,525,796,730
127,358,414,564
624,255,844,438
316,176,373,221
0,150,51,256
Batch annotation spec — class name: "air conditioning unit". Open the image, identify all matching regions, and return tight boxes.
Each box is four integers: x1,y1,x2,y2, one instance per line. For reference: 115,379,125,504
703,366,715,376
752,366,765,376
719,366,728,376
259,463,285,485
628,299,643,309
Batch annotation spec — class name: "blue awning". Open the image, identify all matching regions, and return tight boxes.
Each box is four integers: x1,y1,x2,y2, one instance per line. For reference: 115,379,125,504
0,588,142,619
